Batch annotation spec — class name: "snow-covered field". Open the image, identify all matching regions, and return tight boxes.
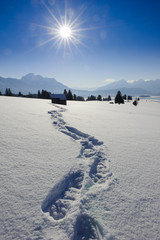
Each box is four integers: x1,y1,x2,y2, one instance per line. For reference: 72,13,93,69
0,96,160,240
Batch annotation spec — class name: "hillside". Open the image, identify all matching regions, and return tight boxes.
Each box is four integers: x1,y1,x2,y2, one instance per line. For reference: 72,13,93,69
0,74,160,96
0,73,69,94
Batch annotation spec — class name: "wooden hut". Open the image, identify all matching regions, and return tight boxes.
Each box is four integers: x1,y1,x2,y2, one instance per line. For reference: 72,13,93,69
50,93,67,105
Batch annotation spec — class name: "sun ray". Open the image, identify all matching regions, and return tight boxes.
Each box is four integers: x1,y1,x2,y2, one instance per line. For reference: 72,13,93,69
38,36,59,47
41,0,61,27
34,0,97,54
69,6,87,28
65,0,67,25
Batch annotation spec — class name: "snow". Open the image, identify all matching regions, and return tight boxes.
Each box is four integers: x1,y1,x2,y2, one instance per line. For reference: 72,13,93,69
0,96,160,239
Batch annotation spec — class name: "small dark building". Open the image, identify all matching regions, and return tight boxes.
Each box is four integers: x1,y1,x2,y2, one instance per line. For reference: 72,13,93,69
50,93,67,105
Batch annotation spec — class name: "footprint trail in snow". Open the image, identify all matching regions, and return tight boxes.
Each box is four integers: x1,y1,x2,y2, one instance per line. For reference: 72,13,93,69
42,105,115,239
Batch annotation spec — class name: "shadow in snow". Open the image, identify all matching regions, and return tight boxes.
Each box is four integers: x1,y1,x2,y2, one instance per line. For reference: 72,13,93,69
73,214,103,240
89,152,112,183
42,170,84,220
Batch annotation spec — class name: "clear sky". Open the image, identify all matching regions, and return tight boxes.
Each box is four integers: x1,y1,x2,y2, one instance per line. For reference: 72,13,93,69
0,0,160,88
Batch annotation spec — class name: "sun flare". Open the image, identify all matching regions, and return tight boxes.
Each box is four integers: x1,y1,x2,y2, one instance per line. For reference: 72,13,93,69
36,0,91,53
59,25,72,39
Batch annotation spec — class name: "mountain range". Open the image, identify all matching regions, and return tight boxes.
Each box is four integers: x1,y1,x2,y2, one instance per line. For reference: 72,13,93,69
0,73,160,96
0,73,69,95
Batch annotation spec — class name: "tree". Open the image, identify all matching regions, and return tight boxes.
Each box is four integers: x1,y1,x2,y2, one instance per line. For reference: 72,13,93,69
38,90,41,98
123,94,127,100
128,95,132,100
108,95,111,101
37,89,51,99
67,89,73,100
64,89,67,97
73,94,77,100
97,95,102,101
133,100,138,106
87,95,96,101
115,91,124,104
5,88,12,96
0,91,2,95
76,96,85,101
18,91,23,97
103,95,111,101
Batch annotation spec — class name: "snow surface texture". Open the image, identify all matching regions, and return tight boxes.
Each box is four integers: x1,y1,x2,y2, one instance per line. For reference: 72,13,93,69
42,105,115,239
63,99,160,240
1,96,160,240
0,97,80,240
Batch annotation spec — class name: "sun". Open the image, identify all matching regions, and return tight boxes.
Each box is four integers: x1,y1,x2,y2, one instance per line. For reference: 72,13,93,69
59,25,72,39
36,0,90,53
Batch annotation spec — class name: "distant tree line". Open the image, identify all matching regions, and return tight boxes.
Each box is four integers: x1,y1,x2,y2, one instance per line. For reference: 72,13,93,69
38,90,51,99
86,95,113,101
114,91,134,104
122,94,132,100
64,89,85,101
0,88,85,101
114,90,140,106
0,88,139,106
5,88,13,96
85,91,138,105
86,95,101,101
103,95,112,101
0,88,51,99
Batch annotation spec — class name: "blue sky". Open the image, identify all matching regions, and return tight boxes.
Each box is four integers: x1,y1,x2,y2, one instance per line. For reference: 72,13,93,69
0,0,160,88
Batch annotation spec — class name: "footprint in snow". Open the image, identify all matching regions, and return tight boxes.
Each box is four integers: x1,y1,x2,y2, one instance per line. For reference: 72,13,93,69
42,169,84,220
45,106,114,238
73,214,103,240
48,107,113,187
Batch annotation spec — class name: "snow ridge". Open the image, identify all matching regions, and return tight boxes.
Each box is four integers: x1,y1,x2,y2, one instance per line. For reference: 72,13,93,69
42,105,115,239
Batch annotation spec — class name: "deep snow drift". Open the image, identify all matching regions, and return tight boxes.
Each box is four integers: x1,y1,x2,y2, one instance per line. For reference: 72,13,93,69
0,96,160,240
